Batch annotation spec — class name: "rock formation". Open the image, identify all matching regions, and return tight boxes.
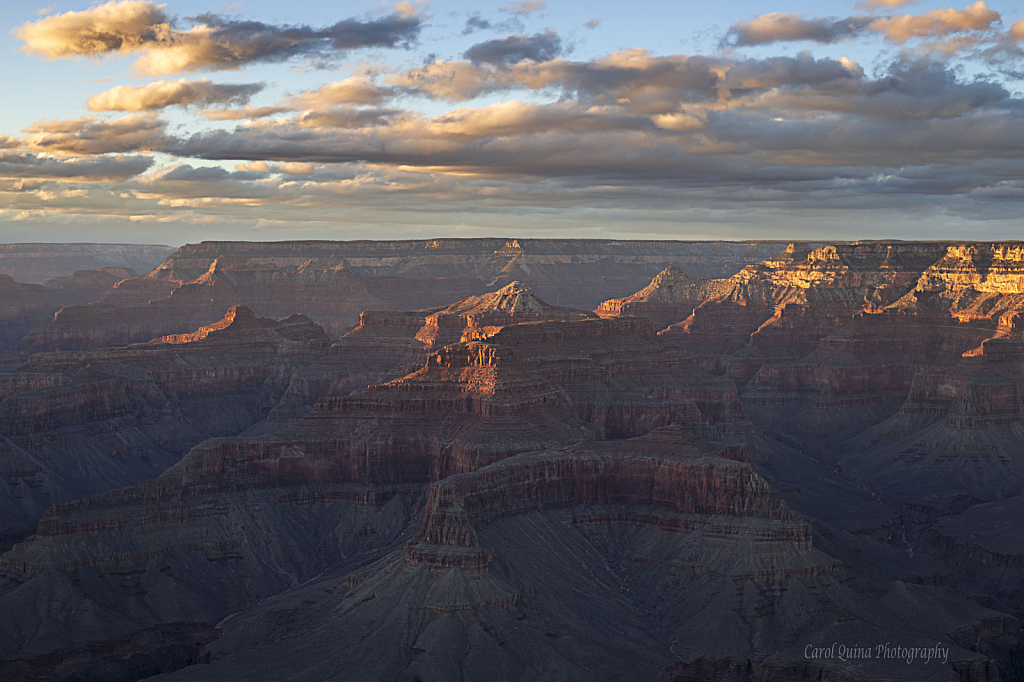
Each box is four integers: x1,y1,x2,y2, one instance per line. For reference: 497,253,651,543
1,241,1024,681
3,240,797,364
0,269,131,355
0,306,330,546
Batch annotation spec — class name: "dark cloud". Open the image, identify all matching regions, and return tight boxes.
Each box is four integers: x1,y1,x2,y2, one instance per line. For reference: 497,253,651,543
186,12,422,52
9,3,1024,238
16,0,423,75
296,107,403,129
0,152,153,182
464,30,563,65
463,16,493,35
23,113,168,155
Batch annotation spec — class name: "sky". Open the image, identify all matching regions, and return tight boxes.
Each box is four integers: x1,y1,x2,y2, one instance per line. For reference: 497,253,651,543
0,0,1022,245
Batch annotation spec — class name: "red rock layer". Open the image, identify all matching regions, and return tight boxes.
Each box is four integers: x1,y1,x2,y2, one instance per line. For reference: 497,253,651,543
744,243,1024,408
407,428,807,570
595,266,716,330
6,239,799,364
269,283,612,423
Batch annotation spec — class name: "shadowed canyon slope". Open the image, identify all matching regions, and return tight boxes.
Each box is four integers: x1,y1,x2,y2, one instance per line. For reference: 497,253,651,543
1,241,1024,681
0,306,330,547
0,268,140,355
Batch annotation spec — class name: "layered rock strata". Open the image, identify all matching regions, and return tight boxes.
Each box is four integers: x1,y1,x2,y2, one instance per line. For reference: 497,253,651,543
4,240,796,364
407,427,804,572
3,244,1024,681
654,242,950,381
0,306,330,543
140,238,801,307
267,282,598,423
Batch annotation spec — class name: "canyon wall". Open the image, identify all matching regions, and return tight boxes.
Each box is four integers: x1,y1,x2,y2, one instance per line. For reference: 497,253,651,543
0,243,174,284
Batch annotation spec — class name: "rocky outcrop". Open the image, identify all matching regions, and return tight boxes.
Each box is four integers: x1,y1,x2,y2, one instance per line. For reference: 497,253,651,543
2,256,488,365
650,242,950,382
270,283,612,427
595,266,717,330
143,238,801,306
739,244,1024,506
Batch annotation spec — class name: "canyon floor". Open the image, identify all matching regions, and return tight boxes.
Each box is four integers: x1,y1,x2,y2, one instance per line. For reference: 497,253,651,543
1,238,1023,682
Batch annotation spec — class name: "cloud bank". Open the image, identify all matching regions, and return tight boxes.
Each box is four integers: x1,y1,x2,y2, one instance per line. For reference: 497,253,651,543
4,0,1024,241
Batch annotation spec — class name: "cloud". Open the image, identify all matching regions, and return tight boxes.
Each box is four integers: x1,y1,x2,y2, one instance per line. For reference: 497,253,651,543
87,78,263,111
7,8,1024,238
500,0,545,17
16,0,424,75
857,0,920,8
464,30,563,65
15,0,170,58
235,160,270,173
869,1,1000,43
0,151,152,182
391,50,869,109
1005,18,1024,41
296,107,402,129
159,54,1024,198
23,113,168,155
727,13,874,46
726,2,1000,47
280,162,315,175
463,16,493,35
287,76,396,107
392,50,729,103
199,105,291,121
585,18,602,30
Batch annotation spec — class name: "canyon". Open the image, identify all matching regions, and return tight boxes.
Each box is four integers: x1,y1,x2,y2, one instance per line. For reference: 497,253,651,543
0,239,1023,682
0,243,174,285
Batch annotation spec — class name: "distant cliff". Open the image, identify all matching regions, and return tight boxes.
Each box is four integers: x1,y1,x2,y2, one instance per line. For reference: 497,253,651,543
0,243,175,284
